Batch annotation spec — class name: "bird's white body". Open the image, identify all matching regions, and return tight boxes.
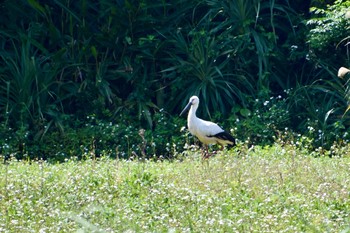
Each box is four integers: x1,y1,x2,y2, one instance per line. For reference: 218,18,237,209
181,96,235,147
187,105,231,146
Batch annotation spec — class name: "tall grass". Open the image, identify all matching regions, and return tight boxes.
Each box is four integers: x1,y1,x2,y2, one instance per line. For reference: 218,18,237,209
1,144,350,232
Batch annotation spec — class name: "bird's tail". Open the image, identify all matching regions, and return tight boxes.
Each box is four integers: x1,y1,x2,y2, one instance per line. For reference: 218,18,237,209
214,131,236,148
227,142,234,148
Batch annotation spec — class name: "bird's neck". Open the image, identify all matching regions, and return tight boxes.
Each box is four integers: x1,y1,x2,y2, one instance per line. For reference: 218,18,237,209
188,105,198,122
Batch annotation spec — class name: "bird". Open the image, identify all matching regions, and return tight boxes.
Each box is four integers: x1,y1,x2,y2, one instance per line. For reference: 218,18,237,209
338,67,350,78
180,96,236,158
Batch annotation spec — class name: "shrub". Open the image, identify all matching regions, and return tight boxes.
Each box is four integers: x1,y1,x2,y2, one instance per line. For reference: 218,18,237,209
225,94,290,146
0,109,187,162
307,0,350,66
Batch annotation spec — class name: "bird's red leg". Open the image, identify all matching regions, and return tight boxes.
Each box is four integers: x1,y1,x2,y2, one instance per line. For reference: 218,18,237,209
201,145,205,158
202,145,210,159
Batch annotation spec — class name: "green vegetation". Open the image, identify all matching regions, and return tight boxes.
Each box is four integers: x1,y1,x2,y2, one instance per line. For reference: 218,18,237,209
1,1,349,232
1,145,350,232
0,0,349,161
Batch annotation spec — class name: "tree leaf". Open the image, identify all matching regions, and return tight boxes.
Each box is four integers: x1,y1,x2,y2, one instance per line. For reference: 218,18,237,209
240,108,251,117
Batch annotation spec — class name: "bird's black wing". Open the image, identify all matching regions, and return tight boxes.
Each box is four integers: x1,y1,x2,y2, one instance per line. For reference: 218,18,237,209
210,131,236,146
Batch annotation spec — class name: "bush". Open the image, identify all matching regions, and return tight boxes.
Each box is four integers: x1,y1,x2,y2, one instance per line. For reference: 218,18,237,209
307,0,350,66
0,109,187,162
224,94,290,146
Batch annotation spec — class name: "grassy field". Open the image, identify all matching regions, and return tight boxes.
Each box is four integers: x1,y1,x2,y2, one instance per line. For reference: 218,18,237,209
1,144,350,232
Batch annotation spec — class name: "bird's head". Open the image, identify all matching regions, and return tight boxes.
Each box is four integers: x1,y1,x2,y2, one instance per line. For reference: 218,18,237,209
189,96,199,105
180,96,199,116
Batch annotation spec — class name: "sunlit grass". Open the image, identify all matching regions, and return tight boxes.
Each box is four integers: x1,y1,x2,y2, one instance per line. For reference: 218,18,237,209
1,144,350,232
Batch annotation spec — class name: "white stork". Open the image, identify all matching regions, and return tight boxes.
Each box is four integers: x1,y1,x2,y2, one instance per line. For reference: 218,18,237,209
180,96,236,158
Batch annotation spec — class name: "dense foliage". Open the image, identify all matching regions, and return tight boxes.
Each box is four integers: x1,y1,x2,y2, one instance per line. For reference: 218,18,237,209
0,0,349,160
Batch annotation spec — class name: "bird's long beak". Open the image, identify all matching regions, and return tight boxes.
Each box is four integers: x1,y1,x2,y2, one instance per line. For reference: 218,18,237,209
180,102,192,116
